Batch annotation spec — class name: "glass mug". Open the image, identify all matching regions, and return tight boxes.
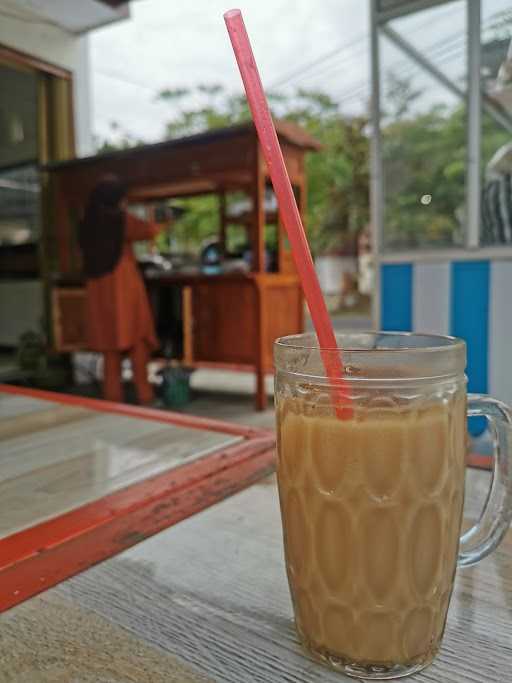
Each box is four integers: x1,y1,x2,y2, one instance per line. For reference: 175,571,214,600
274,332,512,680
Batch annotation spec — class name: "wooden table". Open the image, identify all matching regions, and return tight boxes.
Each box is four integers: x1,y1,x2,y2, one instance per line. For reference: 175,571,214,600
1,459,510,682
0,384,274,613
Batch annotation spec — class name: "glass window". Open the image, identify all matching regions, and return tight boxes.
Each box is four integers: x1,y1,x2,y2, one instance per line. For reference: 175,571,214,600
0,164,41,245
379,1,467,251
480,0,512,246
0,64,38,167
0,63,40,246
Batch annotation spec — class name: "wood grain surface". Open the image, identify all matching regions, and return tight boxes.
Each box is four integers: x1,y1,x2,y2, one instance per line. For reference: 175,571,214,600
2,468,509,682
0,592,211,682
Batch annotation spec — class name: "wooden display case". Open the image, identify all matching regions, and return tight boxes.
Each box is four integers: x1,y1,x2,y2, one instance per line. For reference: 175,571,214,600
47,121,319,409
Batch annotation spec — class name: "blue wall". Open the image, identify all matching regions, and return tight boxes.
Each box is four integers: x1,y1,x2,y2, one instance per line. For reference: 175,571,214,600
381,264,413,331
380,260,491,437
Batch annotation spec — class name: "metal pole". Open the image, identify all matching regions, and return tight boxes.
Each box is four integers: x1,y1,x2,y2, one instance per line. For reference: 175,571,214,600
381,24,512,135
467,0,481,249
382,24,464,97
369,0,382,330
377,0,451,24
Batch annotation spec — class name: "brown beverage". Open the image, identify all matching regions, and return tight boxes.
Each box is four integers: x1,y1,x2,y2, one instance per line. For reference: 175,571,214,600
276,393,466,675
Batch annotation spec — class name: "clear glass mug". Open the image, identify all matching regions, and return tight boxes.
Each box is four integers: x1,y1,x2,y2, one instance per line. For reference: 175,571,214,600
274,332,512,680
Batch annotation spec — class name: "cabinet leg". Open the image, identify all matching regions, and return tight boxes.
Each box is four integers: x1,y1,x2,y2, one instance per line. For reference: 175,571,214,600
255,368,267,411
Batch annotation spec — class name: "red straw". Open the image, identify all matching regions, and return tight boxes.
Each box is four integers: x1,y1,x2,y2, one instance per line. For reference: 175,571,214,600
224,8,351,414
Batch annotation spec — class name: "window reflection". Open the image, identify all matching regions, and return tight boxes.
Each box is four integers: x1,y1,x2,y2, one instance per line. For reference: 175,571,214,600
0,63,40,247
481,1,512,245
379,1,467,251
0,165,41,245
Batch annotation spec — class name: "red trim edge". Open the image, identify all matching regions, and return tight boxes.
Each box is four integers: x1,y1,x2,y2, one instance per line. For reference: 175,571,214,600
466,452,492,471
0,384,272,438
0,437,275,613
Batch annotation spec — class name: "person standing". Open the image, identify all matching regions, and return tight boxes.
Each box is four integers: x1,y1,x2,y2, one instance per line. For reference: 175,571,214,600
78,175,162,404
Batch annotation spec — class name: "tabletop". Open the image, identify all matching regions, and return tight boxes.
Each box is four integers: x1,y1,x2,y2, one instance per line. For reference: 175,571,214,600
0,385,274,613
1,464,509,683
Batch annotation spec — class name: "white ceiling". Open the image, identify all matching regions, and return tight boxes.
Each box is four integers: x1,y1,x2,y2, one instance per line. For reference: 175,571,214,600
0,0,130,34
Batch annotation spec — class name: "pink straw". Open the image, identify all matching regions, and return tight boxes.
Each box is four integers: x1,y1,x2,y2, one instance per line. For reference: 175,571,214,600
224,8,351,415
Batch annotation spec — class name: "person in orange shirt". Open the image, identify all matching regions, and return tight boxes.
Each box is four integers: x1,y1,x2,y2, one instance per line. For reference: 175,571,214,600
79,175,163,405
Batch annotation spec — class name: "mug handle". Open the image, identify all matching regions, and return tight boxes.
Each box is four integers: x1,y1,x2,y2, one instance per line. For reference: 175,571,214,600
458,394,512,567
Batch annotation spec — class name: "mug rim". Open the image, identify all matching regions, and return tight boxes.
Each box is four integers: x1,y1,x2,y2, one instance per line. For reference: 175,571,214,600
275,331,466,354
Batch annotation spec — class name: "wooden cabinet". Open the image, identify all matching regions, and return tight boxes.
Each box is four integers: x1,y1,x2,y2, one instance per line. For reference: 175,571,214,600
191,280,257,366
261,279,303,372
47,121,316,409
188,275,303,374
52,273,304,410
52,287,86,351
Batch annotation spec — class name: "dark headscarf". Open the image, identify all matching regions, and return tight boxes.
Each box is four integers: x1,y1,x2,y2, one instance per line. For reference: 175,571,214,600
79,175,127,278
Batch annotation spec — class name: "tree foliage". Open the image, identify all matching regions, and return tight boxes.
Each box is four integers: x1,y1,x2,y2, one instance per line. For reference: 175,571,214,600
95,68,511,255
381,72,510,250
96,85,370,255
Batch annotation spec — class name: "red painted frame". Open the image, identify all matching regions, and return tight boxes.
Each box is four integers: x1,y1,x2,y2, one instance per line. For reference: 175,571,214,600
0,384,489,612
466,452,492,470
0,383,270,437
0,385,275,613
